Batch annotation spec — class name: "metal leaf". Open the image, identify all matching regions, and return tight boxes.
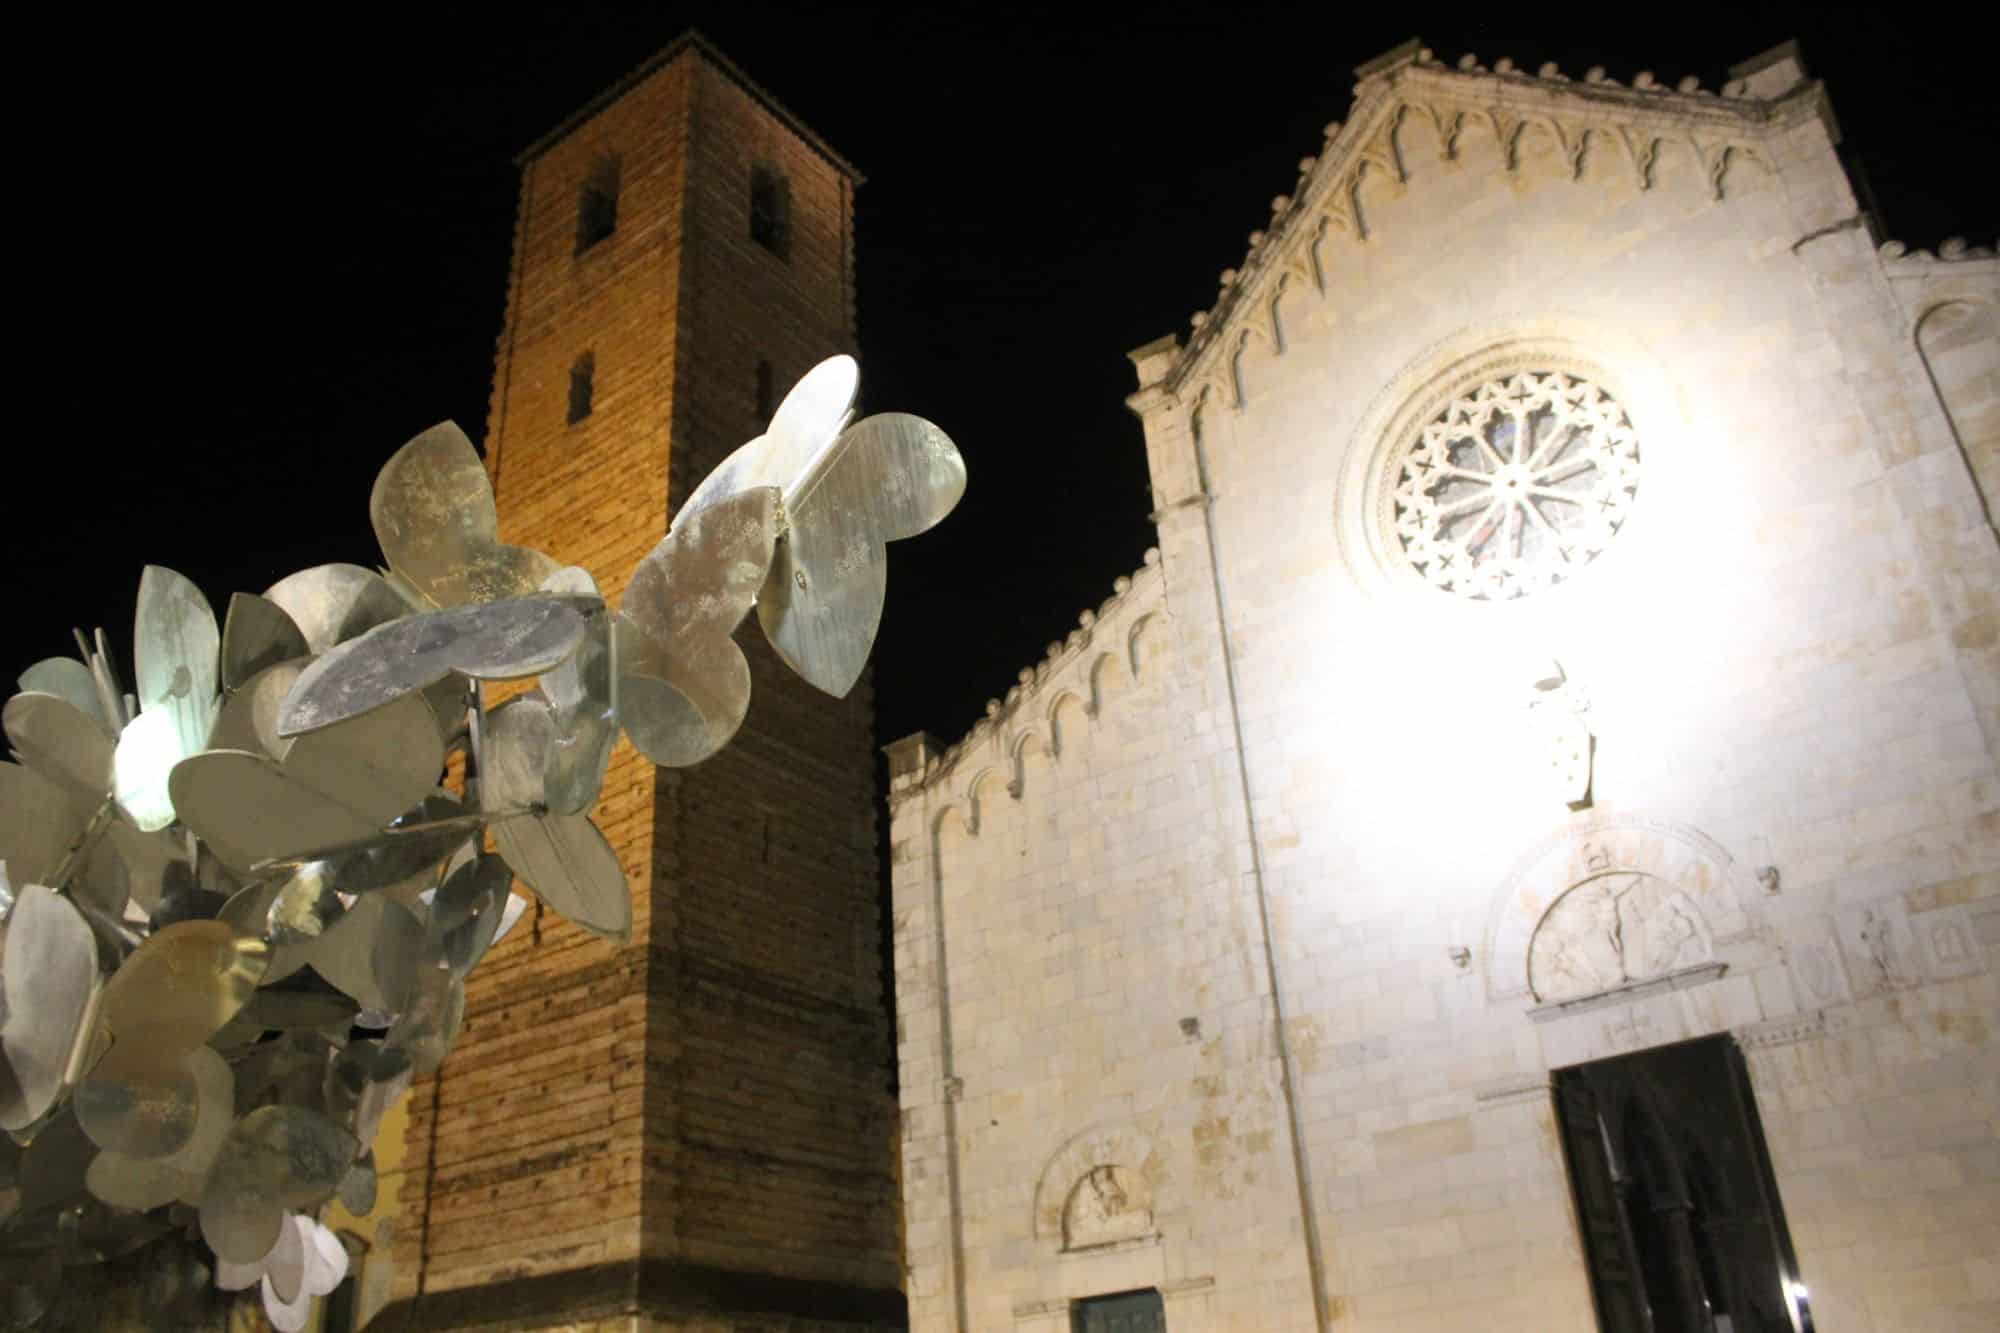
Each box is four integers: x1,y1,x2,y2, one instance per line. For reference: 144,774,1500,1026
541,569,620,813
0,762,89,888
429,849,515,977
277,596,591,737
168,750,379,870
0,886,100,1133
387,965,464,1075
133,565,220,760
757,412,966,697
97,920,269,1048
4,691,114,812
283,687,444,824
304,894,431,1015
678,354,859,521
221,593,310,693
371,421,562,606
198,1106,358,1263
17,657,109,731
74,1042,199,1159
482,699,630,940
206,659,307,760
619,486,779,766
337,1152,377,1215
112,708,186,830
263,564,409,655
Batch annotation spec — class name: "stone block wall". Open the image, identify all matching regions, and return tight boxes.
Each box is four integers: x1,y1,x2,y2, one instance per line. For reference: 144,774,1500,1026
892,41,1998,1333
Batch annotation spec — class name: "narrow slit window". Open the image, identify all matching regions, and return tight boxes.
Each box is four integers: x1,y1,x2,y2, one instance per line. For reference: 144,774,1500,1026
749,164,791,259
755,359,776,424
575,156,620,254
568,352,595,425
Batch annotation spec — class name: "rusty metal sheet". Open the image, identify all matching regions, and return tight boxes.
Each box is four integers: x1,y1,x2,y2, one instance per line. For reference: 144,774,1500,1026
371,421,561,607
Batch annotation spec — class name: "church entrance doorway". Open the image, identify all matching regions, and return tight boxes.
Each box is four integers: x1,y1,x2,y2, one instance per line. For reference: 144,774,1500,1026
1553,1034,1812,1333
1072,1288,1165,1332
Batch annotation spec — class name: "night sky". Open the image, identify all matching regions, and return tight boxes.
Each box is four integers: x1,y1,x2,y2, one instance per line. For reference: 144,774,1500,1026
16,4,1996,749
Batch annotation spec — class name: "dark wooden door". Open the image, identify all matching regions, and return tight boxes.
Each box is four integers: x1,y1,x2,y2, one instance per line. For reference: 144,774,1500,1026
1555,1073,1654,1333
1073,1288,1166,1333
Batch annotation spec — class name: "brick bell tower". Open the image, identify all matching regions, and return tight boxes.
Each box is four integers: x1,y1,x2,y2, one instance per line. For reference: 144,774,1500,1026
377,34,902,1331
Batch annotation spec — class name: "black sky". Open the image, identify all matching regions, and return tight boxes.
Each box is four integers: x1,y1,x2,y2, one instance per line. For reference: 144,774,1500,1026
15,4,1996,748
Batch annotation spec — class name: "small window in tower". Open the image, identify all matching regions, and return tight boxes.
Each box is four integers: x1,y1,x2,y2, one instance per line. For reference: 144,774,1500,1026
749,164,791,259
568,352,595,425
755,359,776,424
575,156,621,255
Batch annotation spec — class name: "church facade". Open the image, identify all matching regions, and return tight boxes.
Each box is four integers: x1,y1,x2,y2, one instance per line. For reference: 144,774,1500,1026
887,39,1998,1333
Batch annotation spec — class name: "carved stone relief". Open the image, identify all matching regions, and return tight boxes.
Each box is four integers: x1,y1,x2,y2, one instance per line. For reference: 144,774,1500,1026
1528,871,1711,1003
1787,915,1855,1011
1062,1164,1155,1250
1488,819,1759,1006
1836,901,1920,997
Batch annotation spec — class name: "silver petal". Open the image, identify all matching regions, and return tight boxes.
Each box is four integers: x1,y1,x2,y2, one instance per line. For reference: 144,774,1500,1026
0,886,101,1133
277,596,591,737
198,1106,358,1264
97,920,268,1048
133,566,220,761
371,421,561,607
17,657,109,731
284,687,444,824
221,593,310,694
758,412,966,698
541,570,620,813
3,692,114,812
619,486,778,766
0,762,89,888
492,811,630,944
265,1210,308,1304
337,1152,378,1215
678,354,859,521
431,850,515,978
263,564,409,655
168,750,379,870
74,1042,199,1159
206,660,307,760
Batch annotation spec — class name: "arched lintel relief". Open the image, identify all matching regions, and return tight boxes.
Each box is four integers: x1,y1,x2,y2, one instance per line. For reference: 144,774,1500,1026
1329,317,1687,611
1031,1120,1168,1246
1480,814,1768,1005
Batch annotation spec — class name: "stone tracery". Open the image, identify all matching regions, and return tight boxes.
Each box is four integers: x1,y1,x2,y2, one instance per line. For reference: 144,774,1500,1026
1390,370,1640,600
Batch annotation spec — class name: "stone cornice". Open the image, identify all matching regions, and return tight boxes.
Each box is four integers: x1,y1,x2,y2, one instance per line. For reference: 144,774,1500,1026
887,548,1166,810
1161,39,1825,414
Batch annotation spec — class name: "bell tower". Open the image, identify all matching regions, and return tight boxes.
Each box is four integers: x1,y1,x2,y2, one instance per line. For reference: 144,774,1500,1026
377,33,902,1330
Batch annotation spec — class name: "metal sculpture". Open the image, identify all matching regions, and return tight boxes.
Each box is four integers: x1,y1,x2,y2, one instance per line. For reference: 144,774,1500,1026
0,355,963,1330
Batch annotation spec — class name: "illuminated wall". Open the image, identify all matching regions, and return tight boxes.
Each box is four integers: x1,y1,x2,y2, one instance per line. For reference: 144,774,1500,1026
889,40,1998,1333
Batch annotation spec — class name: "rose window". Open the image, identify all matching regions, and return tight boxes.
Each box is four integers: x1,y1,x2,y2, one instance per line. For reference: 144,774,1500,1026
1391,371,1639,600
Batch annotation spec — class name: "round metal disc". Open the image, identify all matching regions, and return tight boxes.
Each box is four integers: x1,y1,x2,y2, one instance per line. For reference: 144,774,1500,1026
277,596,592,738
371,420,561,607
74,1041,199,1159
3,691,114,812
0,885,101,1132
168,749,379,869
198,1106,358,1263
263,564,409,655
97,920,268,1047
221,592,310,693
0,762,89,888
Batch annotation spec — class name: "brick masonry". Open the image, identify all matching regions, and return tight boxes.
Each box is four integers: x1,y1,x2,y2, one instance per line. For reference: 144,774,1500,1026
889,41,1999,1333
377,36,901,1332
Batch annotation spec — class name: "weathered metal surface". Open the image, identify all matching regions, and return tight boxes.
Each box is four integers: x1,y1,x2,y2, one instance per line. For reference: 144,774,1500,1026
197,1106,357,1264
277,596,590,736
262,564,409,655
621,486,779,767
220,593,309,693
371,421,561,607
0,887,100,1133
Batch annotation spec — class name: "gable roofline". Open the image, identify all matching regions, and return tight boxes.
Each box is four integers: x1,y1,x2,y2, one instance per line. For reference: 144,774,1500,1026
1151,36,1831,403
516,28,865,183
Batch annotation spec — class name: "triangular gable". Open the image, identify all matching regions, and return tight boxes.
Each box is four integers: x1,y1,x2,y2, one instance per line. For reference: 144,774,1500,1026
1169,38,1831,413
